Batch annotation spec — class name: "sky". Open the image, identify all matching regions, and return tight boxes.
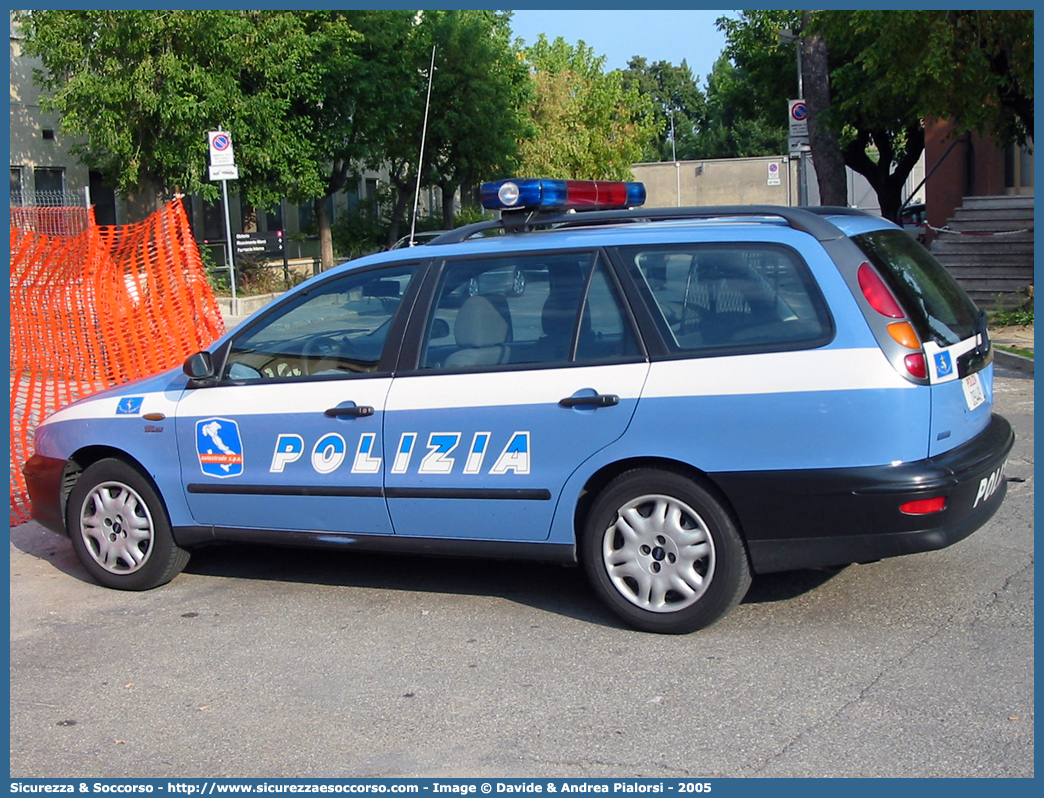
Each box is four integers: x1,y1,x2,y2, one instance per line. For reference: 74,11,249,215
507,9,737,86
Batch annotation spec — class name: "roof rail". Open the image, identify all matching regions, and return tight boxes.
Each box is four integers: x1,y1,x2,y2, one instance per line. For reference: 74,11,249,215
434,205,859,245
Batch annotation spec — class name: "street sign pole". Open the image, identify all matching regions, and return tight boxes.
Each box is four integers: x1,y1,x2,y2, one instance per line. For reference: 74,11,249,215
788,100,810,206
220,177,236,301
208,130,238,299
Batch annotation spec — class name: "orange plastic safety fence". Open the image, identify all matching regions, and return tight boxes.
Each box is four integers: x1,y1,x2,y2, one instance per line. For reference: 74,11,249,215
10,197,226,525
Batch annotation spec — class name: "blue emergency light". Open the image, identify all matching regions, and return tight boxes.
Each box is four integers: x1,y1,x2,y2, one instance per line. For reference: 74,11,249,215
480,178,646,212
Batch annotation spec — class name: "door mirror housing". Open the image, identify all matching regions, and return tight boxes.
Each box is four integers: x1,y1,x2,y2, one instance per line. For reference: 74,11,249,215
183,351,215,385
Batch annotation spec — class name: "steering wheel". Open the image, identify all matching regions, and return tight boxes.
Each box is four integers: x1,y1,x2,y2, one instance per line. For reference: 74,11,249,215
301,336,346,375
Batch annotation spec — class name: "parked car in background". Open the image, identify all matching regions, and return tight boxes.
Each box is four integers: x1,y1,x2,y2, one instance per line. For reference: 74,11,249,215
390,230,444,249
901,202,929,244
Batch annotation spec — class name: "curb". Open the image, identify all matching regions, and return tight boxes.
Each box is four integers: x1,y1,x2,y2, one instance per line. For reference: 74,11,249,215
994,348,1034,374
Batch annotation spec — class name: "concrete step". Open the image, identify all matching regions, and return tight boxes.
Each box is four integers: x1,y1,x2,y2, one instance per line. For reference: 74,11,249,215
959,195,1035,212
943,213,1034,229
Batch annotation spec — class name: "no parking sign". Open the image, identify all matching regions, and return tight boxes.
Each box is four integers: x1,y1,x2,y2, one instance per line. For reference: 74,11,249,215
208,130,235,166
767,161,781,186
788,100,809,137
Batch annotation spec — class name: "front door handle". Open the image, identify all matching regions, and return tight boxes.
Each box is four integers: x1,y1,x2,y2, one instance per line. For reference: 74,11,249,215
324,403,375,418
559,393,619,409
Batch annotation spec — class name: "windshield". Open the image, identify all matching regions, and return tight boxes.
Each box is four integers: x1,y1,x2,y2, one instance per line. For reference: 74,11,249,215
852,229,981,346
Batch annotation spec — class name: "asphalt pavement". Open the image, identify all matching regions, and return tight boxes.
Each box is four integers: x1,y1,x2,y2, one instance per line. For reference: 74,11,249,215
9,364,1034,779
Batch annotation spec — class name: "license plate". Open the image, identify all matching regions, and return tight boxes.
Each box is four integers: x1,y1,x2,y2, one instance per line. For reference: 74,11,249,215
962,372,986,411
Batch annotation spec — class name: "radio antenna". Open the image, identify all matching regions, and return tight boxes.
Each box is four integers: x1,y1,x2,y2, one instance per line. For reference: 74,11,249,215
409,45,437,246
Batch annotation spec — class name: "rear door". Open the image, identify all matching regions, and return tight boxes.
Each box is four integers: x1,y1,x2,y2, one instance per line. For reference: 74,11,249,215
383,250,648,541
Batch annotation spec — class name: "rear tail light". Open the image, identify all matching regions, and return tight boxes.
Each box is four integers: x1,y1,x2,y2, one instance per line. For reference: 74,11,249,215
858,262,926,381
900,496,947,515
858,263,904,318
904,353,928,379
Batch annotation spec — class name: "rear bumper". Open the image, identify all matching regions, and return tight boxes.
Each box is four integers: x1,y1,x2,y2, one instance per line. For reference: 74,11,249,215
22,453,69,536
713,414,1015,573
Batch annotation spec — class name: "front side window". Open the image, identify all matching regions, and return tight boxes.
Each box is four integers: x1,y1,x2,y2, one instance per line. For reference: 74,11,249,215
621,244,832,354
222,265,417,381
419,252,639,369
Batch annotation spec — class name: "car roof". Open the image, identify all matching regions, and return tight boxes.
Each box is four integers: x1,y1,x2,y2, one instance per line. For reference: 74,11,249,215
334,206,899,275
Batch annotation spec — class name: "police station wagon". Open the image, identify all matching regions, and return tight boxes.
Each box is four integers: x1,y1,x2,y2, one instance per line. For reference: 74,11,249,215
24,179,1014,633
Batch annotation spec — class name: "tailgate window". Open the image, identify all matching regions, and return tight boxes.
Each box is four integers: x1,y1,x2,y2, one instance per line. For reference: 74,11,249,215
852,230,980,346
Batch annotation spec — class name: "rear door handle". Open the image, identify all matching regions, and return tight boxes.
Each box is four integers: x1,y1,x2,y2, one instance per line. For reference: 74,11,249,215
559,393,619,409
324,403,375,418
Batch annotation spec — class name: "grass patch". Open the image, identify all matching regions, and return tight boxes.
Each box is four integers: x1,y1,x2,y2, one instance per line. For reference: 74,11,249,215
988,304,1034,327
996,344,1033,359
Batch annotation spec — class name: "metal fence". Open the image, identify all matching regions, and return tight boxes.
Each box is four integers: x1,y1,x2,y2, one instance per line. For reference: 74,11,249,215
10,189,93,235
10,188,91,208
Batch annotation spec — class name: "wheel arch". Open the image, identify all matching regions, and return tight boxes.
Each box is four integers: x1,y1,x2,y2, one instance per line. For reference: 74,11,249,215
575,456,749,550
62,446,168,525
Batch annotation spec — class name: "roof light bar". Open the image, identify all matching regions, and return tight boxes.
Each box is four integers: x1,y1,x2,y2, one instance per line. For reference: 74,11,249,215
481,178,646,212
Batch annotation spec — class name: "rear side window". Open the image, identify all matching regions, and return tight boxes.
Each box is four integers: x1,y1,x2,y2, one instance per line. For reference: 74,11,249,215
620,244,832,354
852,229,980,346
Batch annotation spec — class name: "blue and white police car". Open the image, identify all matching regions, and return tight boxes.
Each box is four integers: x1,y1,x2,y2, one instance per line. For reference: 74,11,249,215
24,179,1014,633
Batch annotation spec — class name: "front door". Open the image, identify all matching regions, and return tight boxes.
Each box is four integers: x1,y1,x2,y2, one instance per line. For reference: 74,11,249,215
176,263,420,535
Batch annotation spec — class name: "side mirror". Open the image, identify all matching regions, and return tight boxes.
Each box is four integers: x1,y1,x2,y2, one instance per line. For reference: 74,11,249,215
183,351,215,382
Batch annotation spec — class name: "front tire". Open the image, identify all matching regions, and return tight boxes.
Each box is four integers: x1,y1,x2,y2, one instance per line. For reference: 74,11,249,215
66,458,190,590
582,469,751,633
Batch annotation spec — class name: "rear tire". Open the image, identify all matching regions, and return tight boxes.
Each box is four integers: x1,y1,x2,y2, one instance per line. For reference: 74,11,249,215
581,468,750,633
66,458,189,590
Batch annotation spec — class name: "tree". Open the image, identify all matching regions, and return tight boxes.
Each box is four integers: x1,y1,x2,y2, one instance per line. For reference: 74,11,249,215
417,10,532,232
703,11,799,162
800,15,848,207
717,10,920,220
17,10,418,268
696,54,788,160
814,10,1033,144
716,10,1033,221
518,35,656,179
621,57,706,162
18,12,347,207
313,10,421,260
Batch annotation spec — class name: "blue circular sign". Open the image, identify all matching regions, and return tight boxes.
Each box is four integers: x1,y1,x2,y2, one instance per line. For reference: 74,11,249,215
212,134,231,151
791,103,808,121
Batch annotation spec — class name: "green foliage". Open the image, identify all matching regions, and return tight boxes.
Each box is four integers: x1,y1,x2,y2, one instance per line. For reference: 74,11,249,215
17,10,365,207
518,35,657,179
330,189,393,261
330,186,497,261
621,57,707,162
685,11,802,160
813,10,1033,145
711,11,918,218
343,10,532,241
452,205,495,228
710,10,1033,218
421,11,531,195
697,54,788,159
232,254,305,296
989,302,1034,328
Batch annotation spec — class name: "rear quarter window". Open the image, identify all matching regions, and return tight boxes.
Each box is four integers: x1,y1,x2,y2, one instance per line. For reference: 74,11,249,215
618,243,833,355
852,229,980,346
